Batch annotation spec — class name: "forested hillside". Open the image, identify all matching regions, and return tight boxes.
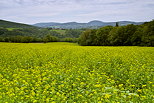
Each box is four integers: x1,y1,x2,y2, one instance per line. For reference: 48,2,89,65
79,20,154,46
0,19,153,46
0,27,82,43
0,20,83,43
0,20,36,28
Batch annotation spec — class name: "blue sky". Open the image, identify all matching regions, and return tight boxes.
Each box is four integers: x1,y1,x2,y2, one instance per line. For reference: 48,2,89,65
0,0,154,24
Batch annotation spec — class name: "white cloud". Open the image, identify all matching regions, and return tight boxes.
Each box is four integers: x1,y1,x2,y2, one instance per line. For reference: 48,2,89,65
0,0,154,24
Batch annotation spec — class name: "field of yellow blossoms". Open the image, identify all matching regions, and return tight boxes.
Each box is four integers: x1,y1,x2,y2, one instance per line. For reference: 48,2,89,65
0,42,154,103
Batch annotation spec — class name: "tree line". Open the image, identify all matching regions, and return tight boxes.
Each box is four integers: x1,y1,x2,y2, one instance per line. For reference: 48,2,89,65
0,20,153,45
0,27,82,43
78,20,154,46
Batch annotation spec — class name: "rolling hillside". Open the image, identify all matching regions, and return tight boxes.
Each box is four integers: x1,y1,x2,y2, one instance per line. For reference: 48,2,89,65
0,19,36,28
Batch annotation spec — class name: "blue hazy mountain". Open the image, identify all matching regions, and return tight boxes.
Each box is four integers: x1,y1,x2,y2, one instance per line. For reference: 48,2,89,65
33,20,144,29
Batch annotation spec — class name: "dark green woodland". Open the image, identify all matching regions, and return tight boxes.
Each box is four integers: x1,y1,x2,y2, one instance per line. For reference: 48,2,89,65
0,19,154,46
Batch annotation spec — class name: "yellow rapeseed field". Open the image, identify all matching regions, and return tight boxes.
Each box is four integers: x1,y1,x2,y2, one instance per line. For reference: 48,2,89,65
0,42,154,102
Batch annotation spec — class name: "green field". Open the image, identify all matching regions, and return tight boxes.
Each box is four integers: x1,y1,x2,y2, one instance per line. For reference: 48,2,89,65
51,29,66,35
6,28,18,31
0,42,154,102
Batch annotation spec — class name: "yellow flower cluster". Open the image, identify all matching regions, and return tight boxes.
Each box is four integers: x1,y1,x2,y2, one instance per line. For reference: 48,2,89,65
0,42,154,102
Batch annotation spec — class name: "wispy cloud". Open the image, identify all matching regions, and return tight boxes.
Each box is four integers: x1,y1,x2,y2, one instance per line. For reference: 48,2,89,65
0,0,154,24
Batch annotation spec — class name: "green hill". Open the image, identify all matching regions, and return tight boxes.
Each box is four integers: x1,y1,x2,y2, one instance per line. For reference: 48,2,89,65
33,20,144,29
0,19,36,28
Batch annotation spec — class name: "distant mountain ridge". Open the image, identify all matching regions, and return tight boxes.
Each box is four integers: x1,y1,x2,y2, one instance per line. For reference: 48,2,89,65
33,20,144,29
0,19,144,29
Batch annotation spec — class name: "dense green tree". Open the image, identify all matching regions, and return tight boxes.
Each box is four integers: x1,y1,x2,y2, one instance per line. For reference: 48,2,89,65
131,27,142,46
65,29,82,38
62,38,78,42
79,20,154,46
0,37,4,41
43,34,58,43
0,27,8,35
115,24,137,46
108,27,119,45
142,20,154,46
116,22,119,27
78,29,91,46
87,29,97,45
95,26,113,45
